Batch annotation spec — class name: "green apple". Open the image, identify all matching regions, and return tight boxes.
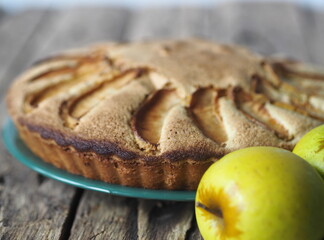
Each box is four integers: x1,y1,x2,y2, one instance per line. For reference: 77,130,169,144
293,124,324,177
195,146,324,240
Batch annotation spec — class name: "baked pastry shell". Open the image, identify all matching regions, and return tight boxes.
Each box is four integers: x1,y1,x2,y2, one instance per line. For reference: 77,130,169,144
17,123,212,190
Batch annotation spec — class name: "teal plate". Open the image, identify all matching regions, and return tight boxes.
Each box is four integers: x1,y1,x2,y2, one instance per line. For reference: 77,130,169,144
2,119,196,201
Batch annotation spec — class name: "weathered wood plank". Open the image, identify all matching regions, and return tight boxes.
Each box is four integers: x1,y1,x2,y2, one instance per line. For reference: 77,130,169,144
137,200,193,240
0,53,64,238
34,7,131,55
209,2,309,61
0,143,78,239
125,8,184,41
0,10,45,96
125,7,210,41
295,8,324,66
0,10,81,240
69,192,137,239
0,10,58,101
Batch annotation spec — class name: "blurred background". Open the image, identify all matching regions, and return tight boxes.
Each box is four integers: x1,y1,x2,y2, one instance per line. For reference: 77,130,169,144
1,0,324,12
0,0,323,98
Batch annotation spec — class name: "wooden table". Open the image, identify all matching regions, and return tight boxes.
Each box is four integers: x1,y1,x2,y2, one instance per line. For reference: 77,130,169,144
0,2,323,239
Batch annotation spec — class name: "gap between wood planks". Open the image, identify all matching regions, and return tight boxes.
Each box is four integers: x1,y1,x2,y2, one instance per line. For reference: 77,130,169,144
59,189,84,240
65,193,197,240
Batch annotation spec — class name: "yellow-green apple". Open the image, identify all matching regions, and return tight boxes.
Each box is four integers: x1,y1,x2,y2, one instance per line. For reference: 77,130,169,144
293,124,324,177
195,146,324,240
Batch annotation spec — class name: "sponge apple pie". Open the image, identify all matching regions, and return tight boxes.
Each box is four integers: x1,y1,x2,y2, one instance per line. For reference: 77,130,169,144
6,39,324,190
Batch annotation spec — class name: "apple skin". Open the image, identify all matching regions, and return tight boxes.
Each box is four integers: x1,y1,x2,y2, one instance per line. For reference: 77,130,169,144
195,146,324,240
293,124,324,177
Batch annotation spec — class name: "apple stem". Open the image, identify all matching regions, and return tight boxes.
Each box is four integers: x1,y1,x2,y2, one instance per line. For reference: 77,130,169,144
196,201,223,218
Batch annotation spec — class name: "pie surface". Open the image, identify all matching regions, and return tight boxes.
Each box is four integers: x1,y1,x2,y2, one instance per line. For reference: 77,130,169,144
6,39,324,189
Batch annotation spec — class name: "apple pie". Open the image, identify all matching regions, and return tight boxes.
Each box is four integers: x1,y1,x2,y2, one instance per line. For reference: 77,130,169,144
6,39,324,190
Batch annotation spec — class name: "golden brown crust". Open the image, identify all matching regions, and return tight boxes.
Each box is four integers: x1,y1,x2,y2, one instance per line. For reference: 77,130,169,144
17,124,212,190
6,39,324,189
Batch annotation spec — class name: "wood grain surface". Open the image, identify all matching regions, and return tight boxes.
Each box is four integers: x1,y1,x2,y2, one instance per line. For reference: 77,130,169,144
0,2,323,239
